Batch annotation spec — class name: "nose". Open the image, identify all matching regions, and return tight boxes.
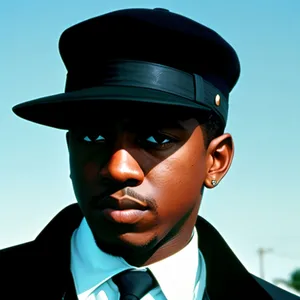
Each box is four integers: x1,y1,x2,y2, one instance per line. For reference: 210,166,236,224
100,149,144,186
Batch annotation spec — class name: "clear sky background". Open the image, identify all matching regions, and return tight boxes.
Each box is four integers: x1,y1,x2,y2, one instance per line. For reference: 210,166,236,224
1,0,299,287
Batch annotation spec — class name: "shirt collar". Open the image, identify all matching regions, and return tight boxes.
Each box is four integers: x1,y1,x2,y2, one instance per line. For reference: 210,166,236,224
147,228,200,300
71,218,201,300
71,218,132,298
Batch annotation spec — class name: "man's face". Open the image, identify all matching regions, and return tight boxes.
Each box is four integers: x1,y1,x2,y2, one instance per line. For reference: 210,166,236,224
67,111,212,264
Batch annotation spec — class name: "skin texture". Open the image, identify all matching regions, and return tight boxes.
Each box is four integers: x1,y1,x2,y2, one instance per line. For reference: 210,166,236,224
67,112,234,266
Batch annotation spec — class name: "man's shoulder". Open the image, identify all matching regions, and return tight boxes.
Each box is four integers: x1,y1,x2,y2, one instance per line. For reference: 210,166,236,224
196,216,300,299
0,240,35,261
0,204,81,299
0,240,42,293
0,204,82,262
253,275,300,300
0,240,49,277
0,204,82,272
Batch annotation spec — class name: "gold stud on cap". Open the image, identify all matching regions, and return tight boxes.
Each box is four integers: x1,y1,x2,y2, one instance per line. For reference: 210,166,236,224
215,94,221,106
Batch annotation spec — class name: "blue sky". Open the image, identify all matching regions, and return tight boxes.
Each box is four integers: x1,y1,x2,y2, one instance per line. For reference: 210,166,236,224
1,0,299,285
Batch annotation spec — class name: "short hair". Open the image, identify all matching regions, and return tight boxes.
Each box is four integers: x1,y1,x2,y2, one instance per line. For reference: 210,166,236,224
200,113,225,148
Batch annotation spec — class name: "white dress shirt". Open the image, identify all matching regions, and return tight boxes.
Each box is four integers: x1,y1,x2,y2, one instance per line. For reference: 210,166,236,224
70,218,206,300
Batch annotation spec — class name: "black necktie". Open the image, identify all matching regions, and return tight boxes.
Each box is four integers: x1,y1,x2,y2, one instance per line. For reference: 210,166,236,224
113,269,158,300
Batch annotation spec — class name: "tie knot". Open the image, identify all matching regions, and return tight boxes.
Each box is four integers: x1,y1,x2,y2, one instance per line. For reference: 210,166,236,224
113,269,157,300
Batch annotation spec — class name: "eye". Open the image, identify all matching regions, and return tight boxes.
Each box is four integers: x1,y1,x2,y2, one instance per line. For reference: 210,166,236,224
82,134,105,143
139,132,178,150
146,135,171,145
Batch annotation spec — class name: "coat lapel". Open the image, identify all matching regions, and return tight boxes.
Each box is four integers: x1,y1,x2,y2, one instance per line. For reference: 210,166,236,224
32,204,83,299
196,217,271,299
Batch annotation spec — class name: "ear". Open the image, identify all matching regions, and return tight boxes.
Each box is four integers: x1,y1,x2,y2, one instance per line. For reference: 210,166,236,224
204,133,234,189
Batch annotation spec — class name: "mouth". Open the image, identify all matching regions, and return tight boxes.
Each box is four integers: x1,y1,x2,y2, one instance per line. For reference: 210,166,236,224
91,195,149,224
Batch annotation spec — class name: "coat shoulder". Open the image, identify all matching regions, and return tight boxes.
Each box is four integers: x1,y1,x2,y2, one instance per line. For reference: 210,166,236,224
0,241,40,293
254,275,300,299
0,241,35,263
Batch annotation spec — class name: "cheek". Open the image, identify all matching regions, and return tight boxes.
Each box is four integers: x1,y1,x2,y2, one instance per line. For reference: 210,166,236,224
149,144,206,218
70,158,100,205
83,162,99,182
69,147,99,183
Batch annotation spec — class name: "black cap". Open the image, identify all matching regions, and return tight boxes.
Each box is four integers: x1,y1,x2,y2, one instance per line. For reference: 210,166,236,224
13,8,241,129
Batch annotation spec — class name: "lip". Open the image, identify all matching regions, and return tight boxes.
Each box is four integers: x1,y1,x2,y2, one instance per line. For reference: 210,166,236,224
101,208,148,224
91,195,149,224
92,195,148,210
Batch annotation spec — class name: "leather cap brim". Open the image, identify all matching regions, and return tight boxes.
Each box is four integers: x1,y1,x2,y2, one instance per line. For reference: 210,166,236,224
13,85,211,129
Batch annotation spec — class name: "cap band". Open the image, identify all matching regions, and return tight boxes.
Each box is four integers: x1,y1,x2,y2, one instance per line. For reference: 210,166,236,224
65,60,228,122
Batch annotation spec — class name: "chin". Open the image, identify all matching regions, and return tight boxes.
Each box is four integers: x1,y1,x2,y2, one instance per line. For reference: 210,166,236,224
95,231,158,260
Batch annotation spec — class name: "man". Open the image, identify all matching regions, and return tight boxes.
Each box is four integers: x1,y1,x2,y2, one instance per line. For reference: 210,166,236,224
1,8,298,300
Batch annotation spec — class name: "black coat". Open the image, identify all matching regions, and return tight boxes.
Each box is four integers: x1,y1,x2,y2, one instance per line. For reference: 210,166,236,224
1,204,298,300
